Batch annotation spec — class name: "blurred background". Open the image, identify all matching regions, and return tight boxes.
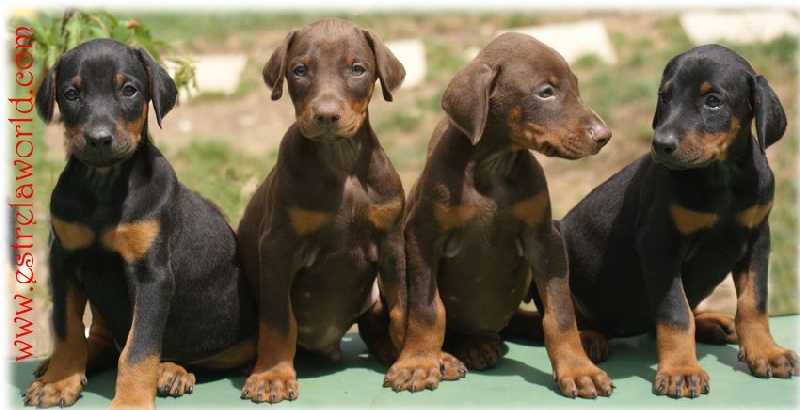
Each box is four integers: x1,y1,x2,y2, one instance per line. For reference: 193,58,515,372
8,8,798,358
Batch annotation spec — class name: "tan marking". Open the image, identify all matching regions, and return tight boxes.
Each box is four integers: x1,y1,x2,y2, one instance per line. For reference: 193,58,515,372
72,76,82,88
655,321,699,368
684,117,741,163
195,338,256,369
669,204,718,235
510,191,549,227
733,269,775,360
51,217,95,251
114,74,126,88
699,81,712,94
346,53,355,66
548,75,560,87
367,200,403,231
101,220,160,263
736,201,772,230
433,203,481,231
288,207,334,236
112,350,159,406
663,80,671,94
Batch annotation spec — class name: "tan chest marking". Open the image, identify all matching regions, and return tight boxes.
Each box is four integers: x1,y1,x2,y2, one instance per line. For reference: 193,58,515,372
367,200,403,231
510,191,549,227
433,203,481,231
736,201,772,230
669,204,718,235
101,220,160,263
288,207,334,236
51,217,95,251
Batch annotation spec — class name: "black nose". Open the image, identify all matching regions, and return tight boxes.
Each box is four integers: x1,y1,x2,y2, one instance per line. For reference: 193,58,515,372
85,128,113,148
652,132,679,156
313,100,342,125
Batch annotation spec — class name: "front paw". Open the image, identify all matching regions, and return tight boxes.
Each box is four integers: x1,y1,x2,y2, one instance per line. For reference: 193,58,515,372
447,333,501,370
694,312,737,344
384,352,466,392
739,344,800,378
158,362,196,397
240,363,298,403
24,372,87,408
554,360,614,399
653,363,709,398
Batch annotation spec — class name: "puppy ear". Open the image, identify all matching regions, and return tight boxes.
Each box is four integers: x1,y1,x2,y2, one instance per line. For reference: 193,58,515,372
363,30,406,102
441,62,497,145
138,49,177,128
263,30,297,101
35,61,58,123
750,75,786,153
652,59,676,129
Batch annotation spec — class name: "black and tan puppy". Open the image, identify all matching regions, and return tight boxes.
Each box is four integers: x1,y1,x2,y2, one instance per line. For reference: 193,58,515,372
237,19,406,403
25,39,257,408
558,44,799,398
384,32,613,398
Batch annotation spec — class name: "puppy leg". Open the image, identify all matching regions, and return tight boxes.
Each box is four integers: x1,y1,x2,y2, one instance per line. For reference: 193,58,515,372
733,226,799,378
241,236,299,404
25,276,88,408
109,262,175,409
527,226,613,398
358,297,398,366
360,223,406,365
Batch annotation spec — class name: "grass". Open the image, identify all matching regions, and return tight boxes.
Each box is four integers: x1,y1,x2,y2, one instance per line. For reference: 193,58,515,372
12,11,799,317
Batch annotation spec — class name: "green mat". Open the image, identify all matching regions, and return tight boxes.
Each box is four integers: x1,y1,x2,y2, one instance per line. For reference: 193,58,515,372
9,316,799,408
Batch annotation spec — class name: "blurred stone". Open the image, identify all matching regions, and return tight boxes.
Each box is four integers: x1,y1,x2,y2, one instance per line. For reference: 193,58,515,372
680,11,799,45
386,39,427,88
502,19,617,64
168,53,248,101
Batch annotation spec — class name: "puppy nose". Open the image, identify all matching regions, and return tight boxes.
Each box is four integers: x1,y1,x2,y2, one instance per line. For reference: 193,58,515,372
652,132,679,156
589,123,612,145
85,128,113,148
313,100,342,125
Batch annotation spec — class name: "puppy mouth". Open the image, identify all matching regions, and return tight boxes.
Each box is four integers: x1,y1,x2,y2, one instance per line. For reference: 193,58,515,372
298,120,362,142
649,149,706,170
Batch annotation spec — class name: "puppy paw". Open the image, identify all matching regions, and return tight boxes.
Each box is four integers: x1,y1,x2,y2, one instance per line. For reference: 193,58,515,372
384,352,466,392
555,360,614,399
579,330,609,363
240,363,298,403
157,362,196,397
739,344,800,378
448,333,501,370
653,363,709,398
24,372,87,408
694,312,737,344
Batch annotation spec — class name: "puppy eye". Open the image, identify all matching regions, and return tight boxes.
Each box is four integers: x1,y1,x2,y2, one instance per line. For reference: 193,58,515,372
536,86,555,99
293,65,307,77
351,64,366,76
705,94,722,109
64,89,78,101
659,92,669,104
122,85,138,97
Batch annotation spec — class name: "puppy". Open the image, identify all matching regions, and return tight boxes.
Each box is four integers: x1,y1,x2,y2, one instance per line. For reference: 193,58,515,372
25,39,256,409
559,44,799,398
237,19,407,403
384,32,614,398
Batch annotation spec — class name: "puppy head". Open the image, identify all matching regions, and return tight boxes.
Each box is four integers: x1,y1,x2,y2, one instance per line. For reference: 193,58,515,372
441,32,610,158
262,19,405,142
651,44,786,170
35,38,177,168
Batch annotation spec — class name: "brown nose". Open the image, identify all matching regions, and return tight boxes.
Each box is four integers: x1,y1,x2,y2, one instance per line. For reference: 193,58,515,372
590,123,612,145
313,100,342,125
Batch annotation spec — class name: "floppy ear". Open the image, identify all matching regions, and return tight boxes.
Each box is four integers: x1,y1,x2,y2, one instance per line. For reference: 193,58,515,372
35,61,58,123
750,75,786,153
263,30,297,101
138,49,177,128
441,62,497,145
652,59,677,129
363,30,406,102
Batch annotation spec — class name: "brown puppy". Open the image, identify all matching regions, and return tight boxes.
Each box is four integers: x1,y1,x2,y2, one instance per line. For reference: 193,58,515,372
384,32,613,398
237,19,406,404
